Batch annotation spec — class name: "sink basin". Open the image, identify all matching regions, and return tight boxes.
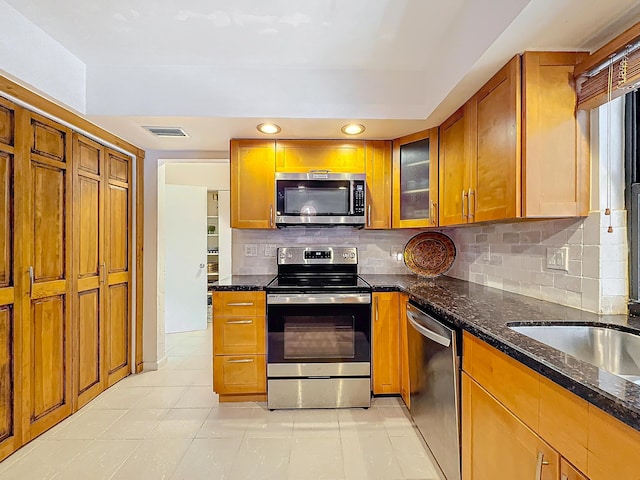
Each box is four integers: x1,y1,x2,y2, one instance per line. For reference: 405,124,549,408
508,324,640,385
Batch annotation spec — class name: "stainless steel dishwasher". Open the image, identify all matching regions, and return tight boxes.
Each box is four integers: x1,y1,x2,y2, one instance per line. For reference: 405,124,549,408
406,302,461,480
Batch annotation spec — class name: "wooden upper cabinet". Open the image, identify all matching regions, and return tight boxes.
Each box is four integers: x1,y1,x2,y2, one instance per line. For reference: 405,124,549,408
473,55,521,222
522,51,589,217
364,141,392,229
275,140,365,173
439,107,470,227
392,128,439,228
439,52,589,225
230,139,276,229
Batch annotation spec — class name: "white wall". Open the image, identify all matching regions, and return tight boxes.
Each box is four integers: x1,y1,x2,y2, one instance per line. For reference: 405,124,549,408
0,0,86,113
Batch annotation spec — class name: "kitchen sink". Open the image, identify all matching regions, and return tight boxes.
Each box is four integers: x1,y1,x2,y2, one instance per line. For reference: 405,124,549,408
508,324,640,385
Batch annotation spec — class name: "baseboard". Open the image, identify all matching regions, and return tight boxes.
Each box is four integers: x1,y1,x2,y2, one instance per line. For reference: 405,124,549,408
142,355,168,371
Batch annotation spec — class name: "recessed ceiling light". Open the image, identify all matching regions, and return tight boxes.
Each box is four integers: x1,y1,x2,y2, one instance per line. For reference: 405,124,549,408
341,123,365,135
257,123,281,134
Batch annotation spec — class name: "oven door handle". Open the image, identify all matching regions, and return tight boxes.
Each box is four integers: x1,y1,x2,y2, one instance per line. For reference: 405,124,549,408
267,293,371,304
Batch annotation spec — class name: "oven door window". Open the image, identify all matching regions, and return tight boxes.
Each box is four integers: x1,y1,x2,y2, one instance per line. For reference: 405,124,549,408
284,316,355,359
277,180,350,216
268,303,370,364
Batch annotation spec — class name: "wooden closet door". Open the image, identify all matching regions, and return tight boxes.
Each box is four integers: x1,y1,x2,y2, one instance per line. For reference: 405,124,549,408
0,97,21,460
104,149,132,386
18,112,73,440
73,134,105,408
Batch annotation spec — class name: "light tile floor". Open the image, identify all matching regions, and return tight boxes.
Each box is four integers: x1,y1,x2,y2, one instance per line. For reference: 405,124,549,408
0,326,441,480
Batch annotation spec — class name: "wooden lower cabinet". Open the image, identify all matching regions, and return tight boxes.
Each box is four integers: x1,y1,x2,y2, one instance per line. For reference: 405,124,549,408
398,294,410,408
212,291,267,401
462,373,559,480
213,355,266,396
463,332,640,480
372,292,400,394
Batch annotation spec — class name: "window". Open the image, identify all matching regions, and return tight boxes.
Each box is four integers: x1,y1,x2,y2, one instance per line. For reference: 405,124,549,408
625,90,640,314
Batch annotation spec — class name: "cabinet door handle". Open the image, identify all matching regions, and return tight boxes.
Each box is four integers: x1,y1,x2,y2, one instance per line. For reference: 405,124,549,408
535,451,549,480
28,266,34,297
269,205,274,227
225,319,253,324
433,202,438,226
461,190,468,220
374,296,379,322
227,358,254,364
100,262,106,284
468,189,475,220
226,302,254,307
367,204,371,227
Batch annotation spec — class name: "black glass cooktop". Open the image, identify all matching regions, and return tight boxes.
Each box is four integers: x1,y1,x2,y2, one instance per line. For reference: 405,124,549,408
267,274,371,291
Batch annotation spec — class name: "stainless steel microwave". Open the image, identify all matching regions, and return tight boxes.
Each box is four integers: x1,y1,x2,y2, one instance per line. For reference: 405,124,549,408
275,172,366,226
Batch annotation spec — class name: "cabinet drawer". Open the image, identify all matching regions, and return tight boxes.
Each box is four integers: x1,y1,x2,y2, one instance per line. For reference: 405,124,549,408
213,355,266,395
214,315,265,355
213,291,265,317
463,332,540,430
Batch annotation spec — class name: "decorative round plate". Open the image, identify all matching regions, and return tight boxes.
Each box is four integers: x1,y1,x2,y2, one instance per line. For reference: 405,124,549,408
404,232,456,277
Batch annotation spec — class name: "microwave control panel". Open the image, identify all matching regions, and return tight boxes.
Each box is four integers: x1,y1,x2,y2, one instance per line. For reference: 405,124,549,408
354,181,365,215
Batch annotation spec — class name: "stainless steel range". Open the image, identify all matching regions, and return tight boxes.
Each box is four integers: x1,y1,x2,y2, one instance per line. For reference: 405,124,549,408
266,246,372,409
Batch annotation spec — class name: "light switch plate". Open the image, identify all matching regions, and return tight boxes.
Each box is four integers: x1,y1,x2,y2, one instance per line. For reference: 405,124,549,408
481,245,491,262
264,244,277,257
546,247,569,271
244,244,258,257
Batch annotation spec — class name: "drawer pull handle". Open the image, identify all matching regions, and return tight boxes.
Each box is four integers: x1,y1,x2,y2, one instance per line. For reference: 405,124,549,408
226,302,254,306
225,320,253,324
227,359,254,363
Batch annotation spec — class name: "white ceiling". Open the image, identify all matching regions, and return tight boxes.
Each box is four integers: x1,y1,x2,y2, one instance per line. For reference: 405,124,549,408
4,0,640,152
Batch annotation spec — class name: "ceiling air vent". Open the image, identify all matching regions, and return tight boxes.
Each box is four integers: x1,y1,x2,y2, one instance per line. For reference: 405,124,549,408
143,126,189,137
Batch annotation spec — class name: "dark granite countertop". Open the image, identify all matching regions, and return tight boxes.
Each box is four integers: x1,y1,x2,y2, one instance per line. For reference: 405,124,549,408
363,274,640,432
210,272,640,431
210,275,275,291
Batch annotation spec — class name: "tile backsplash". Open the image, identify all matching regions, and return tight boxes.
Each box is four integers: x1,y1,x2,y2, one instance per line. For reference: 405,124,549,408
232,210,628,314
445,211,628,314
232,228,421,275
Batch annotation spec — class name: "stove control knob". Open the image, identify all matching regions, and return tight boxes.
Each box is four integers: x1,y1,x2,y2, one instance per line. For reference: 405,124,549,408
279,251,286,258
342,252,349,259
349,252,356,259
287,252,293,258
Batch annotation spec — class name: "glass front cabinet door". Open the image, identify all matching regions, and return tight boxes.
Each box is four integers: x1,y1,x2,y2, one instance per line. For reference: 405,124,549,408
392,128,439,228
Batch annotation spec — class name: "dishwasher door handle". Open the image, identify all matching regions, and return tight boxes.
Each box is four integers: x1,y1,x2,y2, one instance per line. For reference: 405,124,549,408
407,311,451,347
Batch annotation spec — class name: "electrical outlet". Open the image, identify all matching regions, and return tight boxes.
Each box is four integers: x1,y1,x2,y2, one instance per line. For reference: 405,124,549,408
390,245,404,262
481,245,491,262
546,247,569,271
244,244,258,257
264,244,277,257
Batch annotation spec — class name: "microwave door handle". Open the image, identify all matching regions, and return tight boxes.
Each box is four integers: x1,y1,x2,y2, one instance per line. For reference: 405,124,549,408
350,180,355,215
